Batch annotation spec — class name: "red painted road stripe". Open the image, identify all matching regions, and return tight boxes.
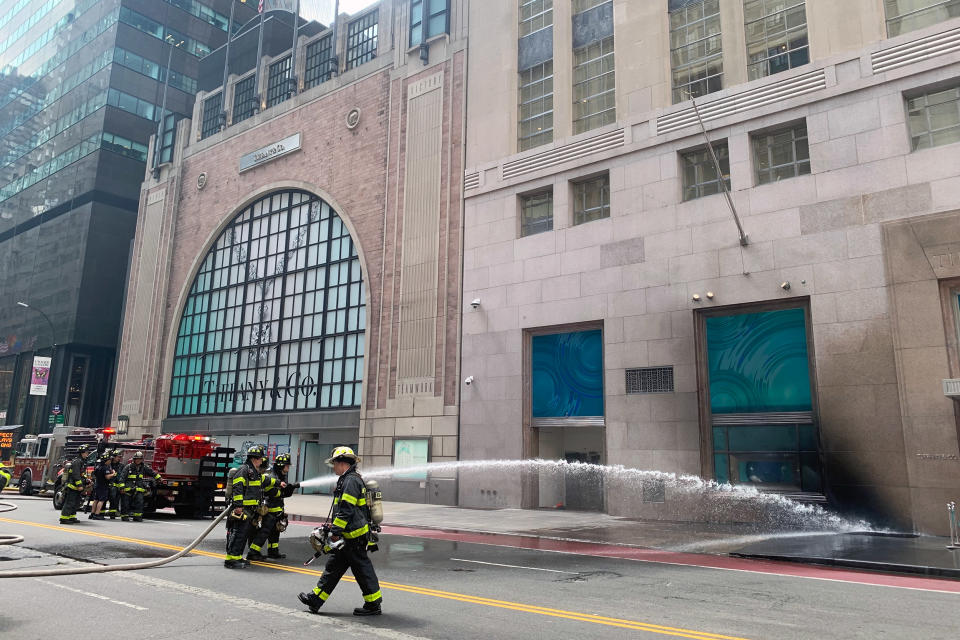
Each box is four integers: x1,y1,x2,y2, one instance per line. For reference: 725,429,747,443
288,518,960,593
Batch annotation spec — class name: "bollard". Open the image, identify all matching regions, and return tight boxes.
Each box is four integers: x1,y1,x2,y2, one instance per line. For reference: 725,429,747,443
949,502,959,550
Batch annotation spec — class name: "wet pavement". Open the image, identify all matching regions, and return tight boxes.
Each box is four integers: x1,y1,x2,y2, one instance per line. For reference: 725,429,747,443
732,531,960,578
285,494,960,579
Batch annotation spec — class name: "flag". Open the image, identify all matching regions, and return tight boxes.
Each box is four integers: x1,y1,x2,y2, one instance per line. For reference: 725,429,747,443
258,0,264,12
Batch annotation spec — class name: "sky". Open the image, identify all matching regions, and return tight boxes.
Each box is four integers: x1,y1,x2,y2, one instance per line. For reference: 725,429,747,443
297,0,379,24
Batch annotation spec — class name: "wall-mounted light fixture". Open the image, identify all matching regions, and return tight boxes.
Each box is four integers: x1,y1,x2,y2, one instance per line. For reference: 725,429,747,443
706,291,715,300
780,281,791,291
691,294,701,302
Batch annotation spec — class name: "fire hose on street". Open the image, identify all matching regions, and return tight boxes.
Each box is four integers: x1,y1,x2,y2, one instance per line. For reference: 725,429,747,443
0,499,229,578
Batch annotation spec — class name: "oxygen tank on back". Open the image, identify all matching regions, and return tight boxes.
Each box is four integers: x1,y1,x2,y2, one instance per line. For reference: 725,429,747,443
364,479,383,525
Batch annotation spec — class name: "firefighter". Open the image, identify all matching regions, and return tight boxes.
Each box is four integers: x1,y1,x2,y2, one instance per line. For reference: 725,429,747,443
225,446,265,569
247,453,300,561
120,451,162,522
89,453,116,520
298,446,382,616
59,444,91,525
106,449,124,519
0,461,10,492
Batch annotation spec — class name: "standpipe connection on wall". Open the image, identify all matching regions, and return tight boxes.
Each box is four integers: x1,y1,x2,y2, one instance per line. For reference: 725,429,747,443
0,499,229,578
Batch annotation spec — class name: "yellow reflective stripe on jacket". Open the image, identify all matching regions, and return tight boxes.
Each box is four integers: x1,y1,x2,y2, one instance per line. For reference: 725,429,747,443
232,476,246,485
248,479,261,486
341,493,358,505
343,524,369,539
333,497,339,505
268,506,283,513
242,499,259,506
332,517,347,529
358,497,367,506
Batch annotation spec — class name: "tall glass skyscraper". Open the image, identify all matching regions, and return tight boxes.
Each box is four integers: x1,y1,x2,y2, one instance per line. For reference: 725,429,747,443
0,0,256,434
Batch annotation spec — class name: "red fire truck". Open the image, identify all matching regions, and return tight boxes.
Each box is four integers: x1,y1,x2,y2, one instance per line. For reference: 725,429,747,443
64,433,235,518
12,426,109,496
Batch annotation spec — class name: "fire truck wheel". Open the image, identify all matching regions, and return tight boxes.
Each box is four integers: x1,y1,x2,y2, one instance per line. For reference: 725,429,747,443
174,504,197,519
53,488,65,510
18,471,33,496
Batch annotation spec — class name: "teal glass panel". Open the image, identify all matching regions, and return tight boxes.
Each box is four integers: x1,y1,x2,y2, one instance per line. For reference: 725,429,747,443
727,425,796,452
706,308,812,413
712,426,727,450
532,330,604,417
714,454,729,484
798,424,817,450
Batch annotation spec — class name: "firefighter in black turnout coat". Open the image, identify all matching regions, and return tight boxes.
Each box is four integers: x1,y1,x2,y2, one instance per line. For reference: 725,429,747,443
225,446,265,568
247,453,300,561
59,444,91,524
120,451,162,521
298,446,382,616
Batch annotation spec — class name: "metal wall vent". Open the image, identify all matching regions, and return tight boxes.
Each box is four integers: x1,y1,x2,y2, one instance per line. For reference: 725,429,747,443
464,171,480,191
626,366,674,394
656,69,827,135
872,26,960,74
502,128,625,180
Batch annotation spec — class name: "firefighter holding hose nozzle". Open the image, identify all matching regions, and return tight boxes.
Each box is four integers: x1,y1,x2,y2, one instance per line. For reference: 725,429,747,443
298,446,382,616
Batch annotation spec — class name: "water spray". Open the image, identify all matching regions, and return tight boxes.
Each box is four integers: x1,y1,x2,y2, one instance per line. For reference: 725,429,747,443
299,459,871,533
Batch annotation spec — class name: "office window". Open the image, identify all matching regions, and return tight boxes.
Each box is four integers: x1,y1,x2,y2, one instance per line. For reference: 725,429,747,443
744,0,809,80
681,143,730,201
753,123,810,184
410,0,449,46
266,55,292,108
885,0,960,36
201,92,222,139
572,173,610,225
519,61,554,151
907,84,960,150
232,74,256,125
304,34,333,89
670,0,723,104
573,36,616,134
346,10,379,69
520,0,553,36
520,189,553,237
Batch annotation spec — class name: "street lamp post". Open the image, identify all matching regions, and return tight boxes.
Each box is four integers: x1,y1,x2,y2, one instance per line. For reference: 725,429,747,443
153,35,185,179
16,301,57,431
16,301,55,348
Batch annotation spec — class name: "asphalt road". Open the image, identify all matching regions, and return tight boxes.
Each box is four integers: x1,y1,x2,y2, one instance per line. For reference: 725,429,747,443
1,495,959,639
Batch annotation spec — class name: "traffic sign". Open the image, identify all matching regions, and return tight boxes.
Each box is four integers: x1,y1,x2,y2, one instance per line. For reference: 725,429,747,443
52,405,62,415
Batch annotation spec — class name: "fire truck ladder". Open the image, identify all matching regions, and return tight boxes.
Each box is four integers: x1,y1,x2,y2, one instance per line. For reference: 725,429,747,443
197,447,235,518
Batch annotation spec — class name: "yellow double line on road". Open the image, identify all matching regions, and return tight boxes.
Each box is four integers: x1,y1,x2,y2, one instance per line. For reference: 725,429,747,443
1,517,749,640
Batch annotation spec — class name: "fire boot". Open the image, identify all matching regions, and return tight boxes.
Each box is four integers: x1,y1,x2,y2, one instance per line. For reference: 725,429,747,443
267,550,286,559
353,602,382,616
223,559,246,569
298,591,324,614
246,549,265,561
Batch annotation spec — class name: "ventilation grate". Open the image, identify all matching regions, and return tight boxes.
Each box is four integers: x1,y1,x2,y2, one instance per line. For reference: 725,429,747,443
464,171,480,191
872,26,960,74
626,366,674,394
502,128,625,180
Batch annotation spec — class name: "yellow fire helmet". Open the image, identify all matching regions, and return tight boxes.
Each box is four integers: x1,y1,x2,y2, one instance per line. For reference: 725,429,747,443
325,446,360,466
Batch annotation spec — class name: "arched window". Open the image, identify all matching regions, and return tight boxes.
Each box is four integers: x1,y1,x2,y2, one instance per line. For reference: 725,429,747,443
169,190,365,416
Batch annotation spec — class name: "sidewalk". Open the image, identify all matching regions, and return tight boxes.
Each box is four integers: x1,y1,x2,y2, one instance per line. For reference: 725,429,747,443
285,494,960,579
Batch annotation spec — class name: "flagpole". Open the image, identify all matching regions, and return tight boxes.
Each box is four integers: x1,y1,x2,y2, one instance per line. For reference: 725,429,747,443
289,0,300,98
254,1,265,114
331,0,340,77
220,0,236,130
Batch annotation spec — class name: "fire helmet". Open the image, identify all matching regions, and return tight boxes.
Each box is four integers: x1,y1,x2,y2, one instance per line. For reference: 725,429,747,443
325,446,359,466
246,445,264,459
274,453,292,467
111,449,122,456
133,451,144,460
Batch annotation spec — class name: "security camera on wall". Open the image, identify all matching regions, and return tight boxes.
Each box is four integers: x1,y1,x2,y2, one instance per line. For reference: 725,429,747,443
470,298,481,309
464,375,474,386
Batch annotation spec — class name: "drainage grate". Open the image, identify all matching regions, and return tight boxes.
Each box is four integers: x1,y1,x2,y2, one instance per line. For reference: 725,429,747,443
626,366,674,394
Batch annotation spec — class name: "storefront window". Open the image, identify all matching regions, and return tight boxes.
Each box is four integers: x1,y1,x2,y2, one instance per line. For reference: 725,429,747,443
169,190,365,417
532,329,604,419
0,356,16,423
705,307,821,491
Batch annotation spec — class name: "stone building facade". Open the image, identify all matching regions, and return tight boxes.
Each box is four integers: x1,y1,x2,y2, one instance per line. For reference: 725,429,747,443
113,0,466,500
460,0,960,533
